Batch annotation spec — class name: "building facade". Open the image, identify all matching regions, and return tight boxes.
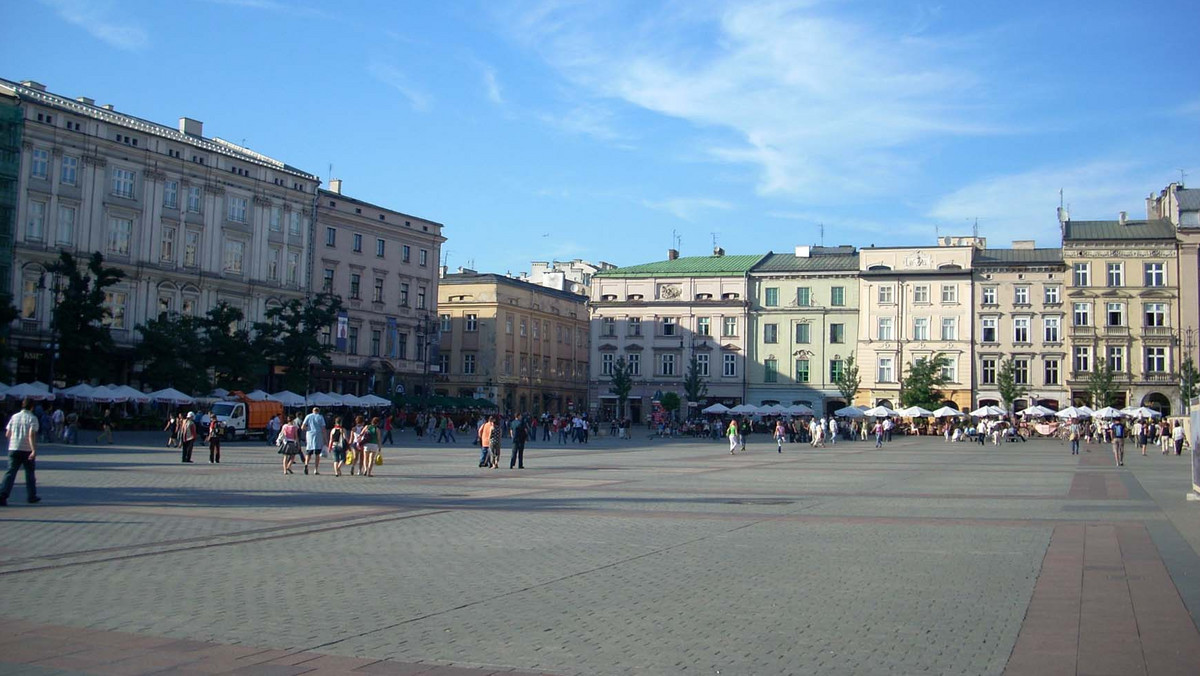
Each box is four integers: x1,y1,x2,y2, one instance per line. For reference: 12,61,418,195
971,243,1069,411
746,246,859,416
437,270,589,414
588,251,764,422
1061,214,1180,413
311,180,445,396
3,78,320,387
856,240,978,410
1147,183,1200,369
521,259,615,296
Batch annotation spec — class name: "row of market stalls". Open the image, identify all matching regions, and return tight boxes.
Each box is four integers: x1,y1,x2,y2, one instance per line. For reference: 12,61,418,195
0,382,396,409
700,401,1165,421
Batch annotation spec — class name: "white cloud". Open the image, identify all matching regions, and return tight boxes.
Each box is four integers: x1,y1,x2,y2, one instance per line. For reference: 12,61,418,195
481,64,504,105
643,197,733,221
202,0,331,18
368,62,432,112
539,104,628,142
41,0,149,51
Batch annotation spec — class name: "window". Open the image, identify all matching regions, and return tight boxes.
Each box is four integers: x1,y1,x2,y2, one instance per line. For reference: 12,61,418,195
602,317,615,336
829,358,844,382
1144,263,1165,287
765,287,779,307
347,327,359,355
1074,346,1091,373
373,278,384,302
56,205,75,245
1044,359,1060,385
795,359,810,383
981,317,997,343
981,358,997,385
723,317,737,337
397,332,408,359
437,354,449,373
878,285,894,304
764,358,778,383
697,317,710,335
223,240,245,274
325,227,336,246
369,330,381,357
1044,286,1061,304
1073,262,1090,287
1144,303,1166,327
941,357,958,383
187,186,202,213
1106,262,1124,287
20,277,38,319
320,325,331,346
982,287,997,305
1012,359,1029,385
269,206,282,232
103,291,127,329
419,249,428,266
352,233,362,252
60,155,78,185
913,317,929,341
662,317,677,336
402,245,411,262
163,181,178,209
877,357,894,382
287,252,299,284
660,354,677,376
288,212,301,235
1107,346,1125,372
830,287,845,307
505,315,513,334
266,246,280,280
465,314,478,332
532,321,540,339
1073,302,1091,327
322,268,334,291
795,323,810,344
227,196,247,222
602,353,614,375
439,314,452,332
184,230,200,267
26,200,45,240
1044,316,1060,342
108,217,132,255
796,287,811,306
941,317,957,340
912,285,929,304
417,286,426,310
349,274,361,299
1145,347,1167,373
829,323,845,344
763,323,778,343
628,317,642,336
1106,302,1124,327
723,353,737,377
1014,286,1030,305
941,284,958,303
376,238,385,257
628,353,641,375
1013,317,1030,343
31,148,49,179
111,168,134,198
161,226,177,262
877,317,893,341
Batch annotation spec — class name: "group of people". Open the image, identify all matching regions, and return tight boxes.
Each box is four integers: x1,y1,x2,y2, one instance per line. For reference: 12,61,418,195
476,414,532,469
274,407,383,477
164,410,222,463
1064,417,1187,465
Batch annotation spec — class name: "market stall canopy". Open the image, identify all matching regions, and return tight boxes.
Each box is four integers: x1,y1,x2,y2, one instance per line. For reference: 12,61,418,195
787,404,816,416
6,383,55,401
969,405,1006,417
57,383,95,399
148,387,195,405
243,389,270,401
833,405,865,418
1019,405,1056,417
339,394,366,407
701,403,730,414
1055,406,1089,419
359,394,392,408
758,403,787,415
269,390,306,407
729,404,760,415
1093,406,1126,419
1127,406,1162,419
208,388,230,398
1077,406,1095,416
106,384,150,403
898,405,934,418
305,392,341,407
932,406,964,418
863,405,895,417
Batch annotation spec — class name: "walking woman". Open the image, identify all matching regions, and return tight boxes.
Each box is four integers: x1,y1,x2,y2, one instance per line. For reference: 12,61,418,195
774,419,786,453
207,410,222,463
179,412,197,463
327,416,350,476
360,417,382,477
164,411,178,447
727,417,742,455
349,415,367,476
277,415,302,474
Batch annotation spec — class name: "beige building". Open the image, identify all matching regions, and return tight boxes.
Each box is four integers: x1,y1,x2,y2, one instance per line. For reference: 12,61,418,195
856,239,979,410
521,259,615,296
746,246,860,416
972,243,1069,410
1061,213,1180,413
311,180,445,396
1147,183,1200,368
4,78,320,386
437,270,589,414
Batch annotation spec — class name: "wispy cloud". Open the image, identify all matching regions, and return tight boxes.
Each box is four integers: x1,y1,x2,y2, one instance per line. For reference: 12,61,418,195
202,0,330,19
481,64,504,105
643,197,733,221
368,61,432,112
41,0,149,51
539,104,628,143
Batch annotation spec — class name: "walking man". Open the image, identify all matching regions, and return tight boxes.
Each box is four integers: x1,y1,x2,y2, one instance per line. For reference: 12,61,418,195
1,399,41,506
1111,418,1126,467
438,414,456,443
509,416,528,469
302,407,326,474
180,412,197,463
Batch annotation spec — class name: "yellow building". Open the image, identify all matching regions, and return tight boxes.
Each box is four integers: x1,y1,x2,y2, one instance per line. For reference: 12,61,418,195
436,270,589,414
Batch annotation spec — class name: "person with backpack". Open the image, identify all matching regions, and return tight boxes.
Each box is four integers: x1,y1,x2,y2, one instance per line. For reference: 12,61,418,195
361,417,382,477
1111,418,1126,466
327,417,350,476
277,415,302,474
206,410,222,463
509,416,528,469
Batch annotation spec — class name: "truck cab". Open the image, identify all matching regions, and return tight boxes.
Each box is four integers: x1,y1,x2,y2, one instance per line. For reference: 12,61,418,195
210,401,245,438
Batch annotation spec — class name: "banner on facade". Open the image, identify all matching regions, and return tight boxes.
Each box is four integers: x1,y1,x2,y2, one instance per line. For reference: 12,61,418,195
387,317,398,358
336,311,348,352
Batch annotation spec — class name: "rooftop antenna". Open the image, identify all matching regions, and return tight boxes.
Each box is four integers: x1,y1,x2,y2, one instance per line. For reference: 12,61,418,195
935,223,940,241
711,232,718,250
819,222,825,246
972,218,979,240
1059,188,1064,209
1180,169,1188,187
328,163,334,185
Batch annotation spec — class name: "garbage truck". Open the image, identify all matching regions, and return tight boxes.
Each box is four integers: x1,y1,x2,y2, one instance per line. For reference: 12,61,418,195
205,391,283,440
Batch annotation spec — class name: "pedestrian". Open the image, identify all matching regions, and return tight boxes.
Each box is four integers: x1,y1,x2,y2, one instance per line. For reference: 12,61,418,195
327,417,349,476
438,414,456,443
1111,418,1126,467
873,420,884,448
727,418,743,454
179,412,197,463
1172,421,1186,456
277,415,302,474
827,417,838,445
164,411,178,447
301,407,326,475
1134,420,1147,456
478,416,496,467
65,410,78,445
774,419,786,453
382,414,394,445
487,416,502,468
51,406,64,442
1,398,41,506
361,417,382,477
206,410,222,463
1068,420,1081,455
349,415,367,476
510,415,528,469
97,408,115,445
266,413,281,447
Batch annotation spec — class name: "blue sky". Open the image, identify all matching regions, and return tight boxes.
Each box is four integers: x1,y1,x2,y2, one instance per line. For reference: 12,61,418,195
5,0,1199,274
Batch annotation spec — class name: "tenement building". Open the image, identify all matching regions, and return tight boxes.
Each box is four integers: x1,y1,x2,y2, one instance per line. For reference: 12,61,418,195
855,239,978,410
1147,182,1200,370
587,249,764,422
437,269,589,414
3,78,320,385
972,242,1069,411
1061,212,1180,413
746,246,859,417
311,179,445,396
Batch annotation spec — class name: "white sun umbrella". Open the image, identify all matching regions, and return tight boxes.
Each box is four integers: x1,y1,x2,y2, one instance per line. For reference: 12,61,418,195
27,380,51,392
701,403,730,414
340,393,367,407
209,387,230,398
863,405,895,417
1019,405,1056,417
1093,406,1126,419
1128,406,1162,419
243,389,270,401
833,405,864,418
1055,406,1085,419
6,383,55,401
305,392,340,407
1077,405,1095,416
148,387,195,405
788,403,816,416
85,387,126,403
0,383,9,394
759,403,787,415
730,404,759,415
58,383,96,399
969,405,1002,417
359,393,392,408
898,405,934,418
269,390,306,407
932,406,964,418
106,384,150,404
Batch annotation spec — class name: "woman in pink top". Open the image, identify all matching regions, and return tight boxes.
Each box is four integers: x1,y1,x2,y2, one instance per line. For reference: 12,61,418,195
277,416,302,474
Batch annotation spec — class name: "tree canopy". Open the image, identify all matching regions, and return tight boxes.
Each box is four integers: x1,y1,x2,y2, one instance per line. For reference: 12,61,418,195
683,354,708,404
834,354,861,405
254,293,343,392
899,354,951,410
995,358,1029,412
46,251,125,383
608,356,633,419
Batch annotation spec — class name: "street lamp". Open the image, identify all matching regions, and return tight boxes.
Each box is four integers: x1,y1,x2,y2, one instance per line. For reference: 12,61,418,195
37,272,62,389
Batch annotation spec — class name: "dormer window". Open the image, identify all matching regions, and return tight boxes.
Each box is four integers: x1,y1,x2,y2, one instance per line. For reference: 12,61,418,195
695,293,713,300
721,292,740,300
627,294,644,301
601,294,617,301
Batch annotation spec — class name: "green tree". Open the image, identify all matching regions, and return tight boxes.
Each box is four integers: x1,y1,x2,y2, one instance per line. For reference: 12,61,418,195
995,358,1029,412
834,354,861,406
608,356,633,419
1179,356,1197,413
46,251,125,383
683,354,708,405
200,302,263,391
135,313,208,394
1086,360,1117,408
659,391,681,419
0,293,19,382
899,353,951,410
254,293,343,393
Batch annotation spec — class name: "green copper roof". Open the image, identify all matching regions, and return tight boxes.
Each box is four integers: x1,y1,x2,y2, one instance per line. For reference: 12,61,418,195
593,254,767,278
1062,219,1176,241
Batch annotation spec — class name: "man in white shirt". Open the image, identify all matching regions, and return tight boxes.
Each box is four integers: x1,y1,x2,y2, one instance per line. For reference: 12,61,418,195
301,407,327,474
1,399,41,506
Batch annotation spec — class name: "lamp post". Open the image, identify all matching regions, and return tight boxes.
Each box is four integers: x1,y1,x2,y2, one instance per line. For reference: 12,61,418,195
38,272,62,389
1174,328,1197,413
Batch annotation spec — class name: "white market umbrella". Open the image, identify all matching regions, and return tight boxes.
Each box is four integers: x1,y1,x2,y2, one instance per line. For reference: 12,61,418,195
758,403,787,415
208,388,230,398
1055,406,1087,419
269,390,306,407
1094,406,1126,420
1019,405,1056,418
701,403,730,414
106,384,150,403
359,394,392,408
6,383,55,401
730,404,759,415
148,387,195,405
27,381,51,392
340,394,367,407
244,389,270,401
932,406,964,418
86,388,126,403
58,383,95,399
0,383,9,394
833,405,865,418
305,392,341,407
969,405,1005,417
898,405,934,418
863,405,895,417
1077,406,1095,416
788,404,816,416
1128,406,1162,419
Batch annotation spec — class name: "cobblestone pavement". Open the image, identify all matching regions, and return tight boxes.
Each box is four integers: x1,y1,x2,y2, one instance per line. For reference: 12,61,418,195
0,430,1197,675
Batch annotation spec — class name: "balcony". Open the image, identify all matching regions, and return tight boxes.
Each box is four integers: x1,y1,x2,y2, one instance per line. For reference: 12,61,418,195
1136,372,1177,385
1142,326,1173,339
1070,326,1094,337
1103,325,1129,337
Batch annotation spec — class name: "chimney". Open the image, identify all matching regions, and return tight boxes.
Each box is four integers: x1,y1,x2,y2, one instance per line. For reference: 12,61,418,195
667,248,679,261
1011,240,1035,250
179,117,203,137
19,81,46,92
1119,211,1127,225
794,245,811,258
76,96,94,106
329,178,342,195
713,246,725,257
101,104,115,111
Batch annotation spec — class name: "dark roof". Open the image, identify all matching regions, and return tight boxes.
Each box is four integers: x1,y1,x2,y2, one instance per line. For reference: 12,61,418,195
440,272,588,303
1062,219,1176,241
973,248,1064,266
1178,189,1200,212
751,251,859,273
593,254,766,278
